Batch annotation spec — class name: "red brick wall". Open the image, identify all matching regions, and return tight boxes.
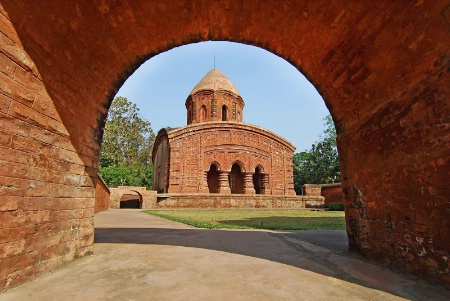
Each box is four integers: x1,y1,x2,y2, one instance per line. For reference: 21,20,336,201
302,184,322,196
0,0,448,288
156,194,323,209
152,132,169,193
321,184,343,206
164,122,296,195
186,90,244,124
94,176,110,214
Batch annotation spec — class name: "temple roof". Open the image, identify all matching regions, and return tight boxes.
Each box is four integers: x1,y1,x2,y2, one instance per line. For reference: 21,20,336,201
190,69,241,97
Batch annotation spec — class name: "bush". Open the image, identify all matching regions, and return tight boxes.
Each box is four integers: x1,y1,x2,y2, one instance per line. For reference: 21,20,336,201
328,202,344,211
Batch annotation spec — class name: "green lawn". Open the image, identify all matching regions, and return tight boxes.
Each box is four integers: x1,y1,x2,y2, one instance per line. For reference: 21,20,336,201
144,209,346,230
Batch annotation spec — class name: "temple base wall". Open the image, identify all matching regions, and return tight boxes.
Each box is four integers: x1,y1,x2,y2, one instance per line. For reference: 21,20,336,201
155,194,324,209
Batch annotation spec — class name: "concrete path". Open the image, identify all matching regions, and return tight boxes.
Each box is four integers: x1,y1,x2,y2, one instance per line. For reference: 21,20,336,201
1,209,449,301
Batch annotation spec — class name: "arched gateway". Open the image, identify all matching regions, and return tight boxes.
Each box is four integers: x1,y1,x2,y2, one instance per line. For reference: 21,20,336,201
0,0,448,290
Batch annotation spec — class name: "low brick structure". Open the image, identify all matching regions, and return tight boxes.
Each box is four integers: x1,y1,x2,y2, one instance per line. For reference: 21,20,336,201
109,186,157,209
321,183,344,206
156,194,323,209
94,175,110,213
302,183,344,207
302,184,323,197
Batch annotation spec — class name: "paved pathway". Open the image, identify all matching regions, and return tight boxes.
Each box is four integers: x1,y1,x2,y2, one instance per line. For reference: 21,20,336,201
1,209,449,300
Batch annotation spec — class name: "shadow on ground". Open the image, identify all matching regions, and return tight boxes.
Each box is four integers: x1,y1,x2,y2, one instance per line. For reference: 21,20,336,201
95,226,450,300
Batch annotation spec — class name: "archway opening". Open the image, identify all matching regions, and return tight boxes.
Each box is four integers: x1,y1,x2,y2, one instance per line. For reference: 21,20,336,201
221,105,228,121
253,166,263,195
200,105,207,122
1,1,447,290
119,192,142,209
207,164,220,193
229,163,244,194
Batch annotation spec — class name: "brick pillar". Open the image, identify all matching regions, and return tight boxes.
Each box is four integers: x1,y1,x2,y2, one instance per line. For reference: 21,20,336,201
219,171,231,194
244,172,255,194
261,174,270,195
201,170,209,193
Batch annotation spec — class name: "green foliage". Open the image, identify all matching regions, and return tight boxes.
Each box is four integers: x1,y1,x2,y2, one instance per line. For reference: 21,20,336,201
328,202,344,211
293,115,340,194
99,164,154,189
99,165,139,187
99,96,155,189
145,209,346,230
101,96,155,167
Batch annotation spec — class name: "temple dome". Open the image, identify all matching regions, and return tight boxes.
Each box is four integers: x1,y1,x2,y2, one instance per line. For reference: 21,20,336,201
190,69,240,96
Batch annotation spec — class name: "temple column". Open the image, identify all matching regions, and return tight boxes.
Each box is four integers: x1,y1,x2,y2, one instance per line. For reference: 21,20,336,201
261,174,270,195
219,171,231,194
200,170,209,193
244,172,255,194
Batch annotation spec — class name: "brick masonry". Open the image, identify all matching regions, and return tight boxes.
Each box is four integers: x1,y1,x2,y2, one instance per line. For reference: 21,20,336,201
153,69,296,196
109,186,157,210
0,0,448,290
303,183,344,207
155,194,323,209
154,122,296,196
94,175,110,214
321,184,344,206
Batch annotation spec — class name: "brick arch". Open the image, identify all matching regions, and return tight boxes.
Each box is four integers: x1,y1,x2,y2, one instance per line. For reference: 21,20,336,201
0,0,448,289
254,164,265,174
109,187,155,210
229,160,246,173
119,190,143,209
207,162,221,193
208,161,222,171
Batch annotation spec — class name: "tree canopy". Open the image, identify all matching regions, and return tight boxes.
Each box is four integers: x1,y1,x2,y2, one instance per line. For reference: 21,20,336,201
293,115,340,194
99,96,155,189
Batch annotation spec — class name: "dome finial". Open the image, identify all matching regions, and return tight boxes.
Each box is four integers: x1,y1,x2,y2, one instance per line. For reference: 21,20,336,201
189,69,241,97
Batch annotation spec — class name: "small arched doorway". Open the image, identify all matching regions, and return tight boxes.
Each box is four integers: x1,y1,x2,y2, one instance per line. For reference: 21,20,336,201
207,163,220,193
119,191,143,209
222,105,228,121
229,163,244,194
253,166,263,194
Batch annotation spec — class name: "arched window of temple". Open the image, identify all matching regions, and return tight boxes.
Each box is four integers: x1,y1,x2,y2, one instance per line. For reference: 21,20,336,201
222,105,228,121
253,166,264,194
200,105,207,121
207,163,220,193
229,163,244,194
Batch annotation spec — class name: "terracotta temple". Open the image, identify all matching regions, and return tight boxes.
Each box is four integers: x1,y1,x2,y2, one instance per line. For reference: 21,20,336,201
152,69,296,196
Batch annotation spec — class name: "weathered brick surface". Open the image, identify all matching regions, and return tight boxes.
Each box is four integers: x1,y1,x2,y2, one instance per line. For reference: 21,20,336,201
109,186,157,209
94,175,110,214
321,184,344,206
155,122,296,195
154,69,296,196
0,0,448,289
302,184,322,197
155,194,322,209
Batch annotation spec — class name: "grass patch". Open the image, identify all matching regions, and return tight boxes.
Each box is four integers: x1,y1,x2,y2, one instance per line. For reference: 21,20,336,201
328,202,345,211
144,209,346,230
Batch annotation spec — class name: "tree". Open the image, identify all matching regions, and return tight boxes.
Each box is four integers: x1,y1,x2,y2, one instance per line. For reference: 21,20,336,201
293,115,340,194
99,96,155,189
101,96,155,167
293,151,311,194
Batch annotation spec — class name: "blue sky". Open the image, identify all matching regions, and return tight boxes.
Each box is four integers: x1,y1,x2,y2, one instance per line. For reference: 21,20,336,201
116,41,330,152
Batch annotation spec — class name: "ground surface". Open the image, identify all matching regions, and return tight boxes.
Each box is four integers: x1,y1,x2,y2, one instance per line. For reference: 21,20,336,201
1,209,449,301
